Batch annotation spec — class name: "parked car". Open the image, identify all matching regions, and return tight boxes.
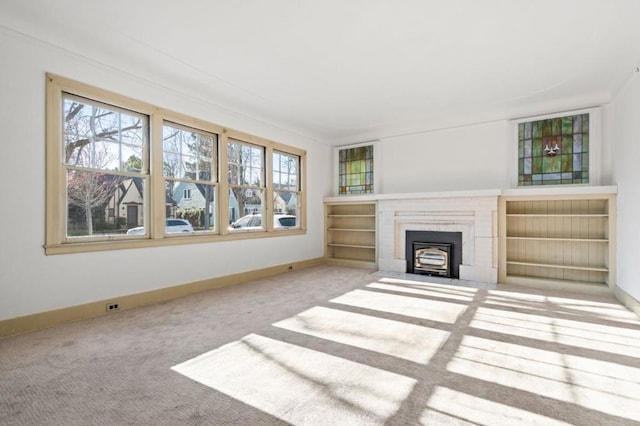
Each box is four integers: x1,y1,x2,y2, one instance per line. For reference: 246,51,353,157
229,214,296,230
127,218,194,235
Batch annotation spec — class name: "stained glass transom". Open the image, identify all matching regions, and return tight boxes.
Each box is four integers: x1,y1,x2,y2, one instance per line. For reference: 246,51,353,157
518,113,589,186
338,145,373,194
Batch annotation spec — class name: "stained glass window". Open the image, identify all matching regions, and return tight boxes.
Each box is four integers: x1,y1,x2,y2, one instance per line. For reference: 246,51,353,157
338,145,374,194
518,113,589,186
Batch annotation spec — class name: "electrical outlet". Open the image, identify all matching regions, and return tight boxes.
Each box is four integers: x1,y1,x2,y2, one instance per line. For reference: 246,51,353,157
106,302,120,312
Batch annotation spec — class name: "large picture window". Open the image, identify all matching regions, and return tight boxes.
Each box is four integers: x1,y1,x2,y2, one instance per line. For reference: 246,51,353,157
46,74,306,254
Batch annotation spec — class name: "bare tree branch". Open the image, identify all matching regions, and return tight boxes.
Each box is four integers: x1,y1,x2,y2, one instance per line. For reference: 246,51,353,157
64,124,141,163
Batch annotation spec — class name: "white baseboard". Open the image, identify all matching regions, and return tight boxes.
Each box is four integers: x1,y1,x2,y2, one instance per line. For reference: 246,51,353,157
0,257,324,338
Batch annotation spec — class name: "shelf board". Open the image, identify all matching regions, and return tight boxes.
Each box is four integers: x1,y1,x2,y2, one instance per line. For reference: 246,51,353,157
327,214,376,218
328,228,375,232
503,274,609,292
506,237,608,242
506,214,608,217
326,257,377,268
327,243,375,249
506,261,608,272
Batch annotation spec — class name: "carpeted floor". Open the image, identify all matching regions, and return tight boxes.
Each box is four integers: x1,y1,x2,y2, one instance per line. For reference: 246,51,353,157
1,266,640,425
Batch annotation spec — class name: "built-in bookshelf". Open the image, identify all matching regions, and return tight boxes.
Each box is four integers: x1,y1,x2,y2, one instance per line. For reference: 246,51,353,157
325,202,377,268
499,194,616,289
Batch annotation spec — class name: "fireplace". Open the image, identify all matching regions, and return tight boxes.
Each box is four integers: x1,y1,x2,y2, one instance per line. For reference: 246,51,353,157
376,192,498,283
413,243,452,277
406,230,462,278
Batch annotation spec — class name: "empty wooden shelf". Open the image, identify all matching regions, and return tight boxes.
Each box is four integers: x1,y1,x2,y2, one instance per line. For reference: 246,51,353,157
325,202,377,268
499,194,616,288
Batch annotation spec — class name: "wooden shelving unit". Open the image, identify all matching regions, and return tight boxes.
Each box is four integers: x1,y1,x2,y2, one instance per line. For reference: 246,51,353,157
499,194,616,289
325,202,377,268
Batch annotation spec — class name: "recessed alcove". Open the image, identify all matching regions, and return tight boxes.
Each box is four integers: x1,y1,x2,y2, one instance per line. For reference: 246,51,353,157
406,230,463,278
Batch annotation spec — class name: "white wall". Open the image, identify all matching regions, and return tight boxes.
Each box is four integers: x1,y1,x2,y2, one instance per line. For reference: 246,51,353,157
611,71,640,302
0,28,332,321
377,120,512,194
1,23,629,321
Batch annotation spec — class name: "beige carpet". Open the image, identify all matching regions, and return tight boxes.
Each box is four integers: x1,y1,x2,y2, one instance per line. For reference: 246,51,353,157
1,266,640,425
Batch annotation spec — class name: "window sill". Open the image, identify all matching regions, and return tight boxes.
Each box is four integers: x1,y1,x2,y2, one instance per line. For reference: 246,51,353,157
44,228,307,255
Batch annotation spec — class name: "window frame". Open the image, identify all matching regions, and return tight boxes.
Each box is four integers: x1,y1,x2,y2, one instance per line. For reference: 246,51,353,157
161,120,218,235
272,149,302,231
227,137,267,233
60,94,150,241
45,74,306,254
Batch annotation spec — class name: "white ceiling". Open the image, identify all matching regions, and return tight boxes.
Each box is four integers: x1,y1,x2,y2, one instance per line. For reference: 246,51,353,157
2,0,640,144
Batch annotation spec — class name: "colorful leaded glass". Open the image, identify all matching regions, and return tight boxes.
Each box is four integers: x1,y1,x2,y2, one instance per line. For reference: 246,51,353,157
338,145,374,194
518,113,589,186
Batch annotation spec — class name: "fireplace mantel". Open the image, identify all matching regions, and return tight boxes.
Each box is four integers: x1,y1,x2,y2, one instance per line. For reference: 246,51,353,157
324,188,502,203
323,185,617,203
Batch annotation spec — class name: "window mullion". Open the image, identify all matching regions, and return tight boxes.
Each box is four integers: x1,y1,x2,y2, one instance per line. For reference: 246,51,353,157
150,114,165,238
219,131,230,235
265,145,273,231
299,153,306,231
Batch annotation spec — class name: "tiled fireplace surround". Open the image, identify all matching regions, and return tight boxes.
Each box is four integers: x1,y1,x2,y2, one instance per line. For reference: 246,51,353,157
377,190,500,284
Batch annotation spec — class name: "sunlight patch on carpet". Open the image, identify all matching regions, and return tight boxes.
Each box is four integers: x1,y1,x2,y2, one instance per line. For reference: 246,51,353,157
172,333,416,425
422,386,572,425
368,281,476,302
470,306,640,356
446,335,640,422
486,290,640,325
273,306,449,363
330,289,467,323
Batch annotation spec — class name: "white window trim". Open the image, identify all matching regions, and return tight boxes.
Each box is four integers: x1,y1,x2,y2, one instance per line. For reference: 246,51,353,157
509,107,601,188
